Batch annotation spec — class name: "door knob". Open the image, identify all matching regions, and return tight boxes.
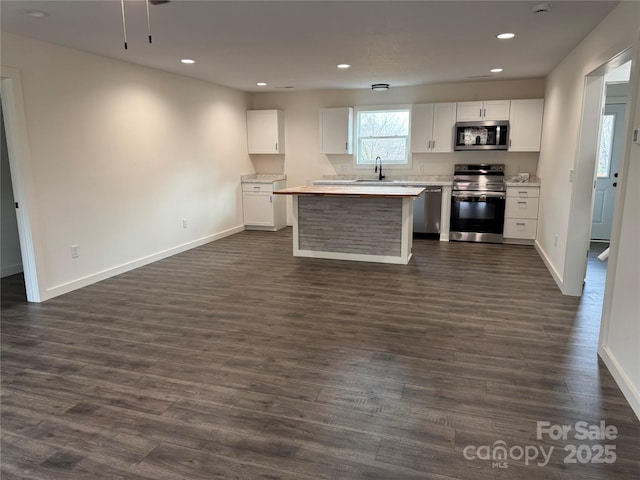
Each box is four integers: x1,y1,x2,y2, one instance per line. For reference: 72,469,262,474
613,182,617,187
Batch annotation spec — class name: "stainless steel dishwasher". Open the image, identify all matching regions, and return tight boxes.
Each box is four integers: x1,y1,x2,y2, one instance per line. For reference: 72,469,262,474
413,187,442,238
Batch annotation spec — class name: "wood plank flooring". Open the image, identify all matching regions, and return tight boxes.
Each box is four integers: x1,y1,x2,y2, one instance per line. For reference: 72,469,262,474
1,230,638,479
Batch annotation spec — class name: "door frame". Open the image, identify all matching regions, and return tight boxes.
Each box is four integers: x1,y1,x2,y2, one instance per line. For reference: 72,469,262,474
1,67,43,302
563,48,633,296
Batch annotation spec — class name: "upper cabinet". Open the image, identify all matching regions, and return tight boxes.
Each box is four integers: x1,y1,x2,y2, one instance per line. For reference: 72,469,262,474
320,107,353,154
456,100,511,121
411,103,457,153
509,99,544,152
247,110,285,154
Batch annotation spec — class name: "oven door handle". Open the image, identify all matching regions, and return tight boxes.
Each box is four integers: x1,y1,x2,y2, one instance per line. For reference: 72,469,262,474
452,191,506,200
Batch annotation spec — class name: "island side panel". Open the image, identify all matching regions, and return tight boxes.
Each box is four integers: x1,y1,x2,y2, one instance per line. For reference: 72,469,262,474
297,196,403,256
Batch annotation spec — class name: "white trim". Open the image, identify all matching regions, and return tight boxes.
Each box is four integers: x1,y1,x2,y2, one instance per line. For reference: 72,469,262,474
535,239,567,294
1,263,23,278
42,225,244,301
294,249,412,265
599,345,640,420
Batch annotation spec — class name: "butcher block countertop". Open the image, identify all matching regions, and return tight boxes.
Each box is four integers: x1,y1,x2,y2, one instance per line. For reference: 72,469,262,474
274,185,425,198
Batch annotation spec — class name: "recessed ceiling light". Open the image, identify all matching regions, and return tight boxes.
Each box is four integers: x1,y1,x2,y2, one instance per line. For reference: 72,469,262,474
21,9,49,18
180,58,195,64
497,33,516,40
257,82,268,86
337,64,351,69
490,68,503,73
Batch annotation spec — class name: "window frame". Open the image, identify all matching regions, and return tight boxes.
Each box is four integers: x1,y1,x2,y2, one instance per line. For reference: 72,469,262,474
353,104,413,170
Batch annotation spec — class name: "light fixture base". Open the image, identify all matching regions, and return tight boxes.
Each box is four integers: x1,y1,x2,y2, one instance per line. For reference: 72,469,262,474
371,83,390,91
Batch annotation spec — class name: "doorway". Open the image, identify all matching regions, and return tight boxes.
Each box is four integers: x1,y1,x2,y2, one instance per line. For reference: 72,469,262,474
0,101,23,280
1,68,42,302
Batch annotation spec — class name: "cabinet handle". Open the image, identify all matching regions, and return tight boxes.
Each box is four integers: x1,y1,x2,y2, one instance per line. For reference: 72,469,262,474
432,140,435,149
345,142,348,151
483,108,486,117
479,108,482,118
517,201,528,205
270,196,273,203
518,191,528,195
516,222,526,226
509,139,512,148
275,143,278,151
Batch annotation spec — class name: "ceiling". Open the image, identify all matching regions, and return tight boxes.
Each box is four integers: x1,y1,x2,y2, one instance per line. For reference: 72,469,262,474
1,0,620,92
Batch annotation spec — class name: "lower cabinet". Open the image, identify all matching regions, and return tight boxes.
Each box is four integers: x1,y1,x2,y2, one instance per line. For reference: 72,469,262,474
242,180,287,231
503,185,540,243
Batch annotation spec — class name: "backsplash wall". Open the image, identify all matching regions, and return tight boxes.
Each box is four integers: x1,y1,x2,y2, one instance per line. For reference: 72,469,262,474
250,78,545,185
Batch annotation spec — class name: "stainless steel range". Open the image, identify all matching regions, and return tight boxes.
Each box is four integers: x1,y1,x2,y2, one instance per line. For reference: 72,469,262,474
450,164,506,243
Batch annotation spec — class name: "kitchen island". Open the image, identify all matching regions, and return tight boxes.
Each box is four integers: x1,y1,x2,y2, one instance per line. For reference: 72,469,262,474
274,185,425,264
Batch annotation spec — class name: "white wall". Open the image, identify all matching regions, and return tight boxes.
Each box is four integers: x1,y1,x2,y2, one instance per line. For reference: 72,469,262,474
599,30,640,419
0,103,23,277
250,79,544,222
536,2,640,418
536,2,640,293
1,33,253,300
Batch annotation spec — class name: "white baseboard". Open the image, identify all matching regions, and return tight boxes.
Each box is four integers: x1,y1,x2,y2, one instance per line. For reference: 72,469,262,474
1,263,24,278
599,345,640,421
42,225,245,301
535,239,566,294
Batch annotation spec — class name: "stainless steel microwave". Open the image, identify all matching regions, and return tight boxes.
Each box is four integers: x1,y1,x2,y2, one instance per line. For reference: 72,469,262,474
454,121,509,151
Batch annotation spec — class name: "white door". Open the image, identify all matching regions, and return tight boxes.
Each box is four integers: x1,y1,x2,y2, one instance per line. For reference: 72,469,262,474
591,103,625,240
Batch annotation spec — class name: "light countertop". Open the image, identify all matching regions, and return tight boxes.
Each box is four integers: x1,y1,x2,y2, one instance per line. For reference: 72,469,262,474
313,175,453,187
505,176,541,187
274,185,425,198
241,174,286,183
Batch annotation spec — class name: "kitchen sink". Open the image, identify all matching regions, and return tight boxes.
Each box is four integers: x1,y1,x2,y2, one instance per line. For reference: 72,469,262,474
353,179,403,183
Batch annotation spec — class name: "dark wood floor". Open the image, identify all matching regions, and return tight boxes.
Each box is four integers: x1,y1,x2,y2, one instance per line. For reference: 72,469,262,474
1,230,638,479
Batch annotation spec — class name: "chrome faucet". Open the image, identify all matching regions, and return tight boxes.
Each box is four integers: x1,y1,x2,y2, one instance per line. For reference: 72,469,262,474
374,156,385,181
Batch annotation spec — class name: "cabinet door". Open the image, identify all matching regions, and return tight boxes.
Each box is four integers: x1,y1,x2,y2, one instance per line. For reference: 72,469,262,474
411,104,435,152
456,101,483,121
509,99,544,152
320,107,353,154
482,100,511,120
243,192,275,226
431,103,457,152
247,110,284,154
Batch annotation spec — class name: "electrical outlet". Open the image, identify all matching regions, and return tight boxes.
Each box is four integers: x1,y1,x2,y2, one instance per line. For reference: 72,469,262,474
182,219,188,229
70,245,79,258
419,164,425,173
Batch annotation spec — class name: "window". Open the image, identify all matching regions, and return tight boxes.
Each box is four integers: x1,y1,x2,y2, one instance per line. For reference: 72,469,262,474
355,105,411,167
597,113,615,178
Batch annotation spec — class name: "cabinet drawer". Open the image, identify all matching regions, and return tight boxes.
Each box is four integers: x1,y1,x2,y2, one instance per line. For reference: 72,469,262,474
505,197,539,219
504,219,537,239
242,183,274,193
507,186,539,199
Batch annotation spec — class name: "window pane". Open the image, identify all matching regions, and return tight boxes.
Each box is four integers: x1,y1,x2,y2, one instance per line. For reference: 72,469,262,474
356,108,410,165
597,114,615,178
359,137,408,164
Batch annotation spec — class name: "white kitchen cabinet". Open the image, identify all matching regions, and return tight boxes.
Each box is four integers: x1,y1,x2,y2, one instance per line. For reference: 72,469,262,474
247,110,285,154
503,185,540,243
411,103,456,153
242,180,287,230
509,99,544,152
456,100,511,121
320,107,353,154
